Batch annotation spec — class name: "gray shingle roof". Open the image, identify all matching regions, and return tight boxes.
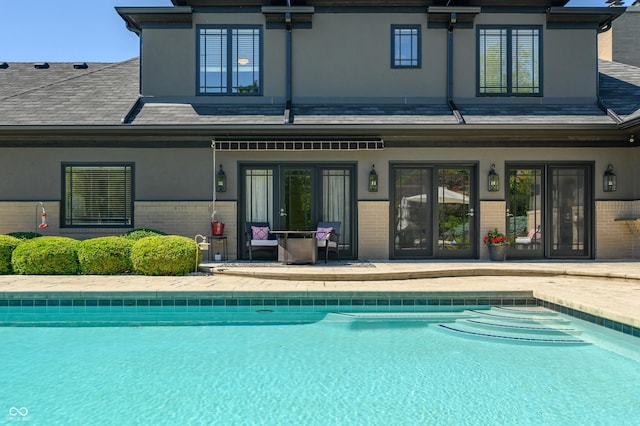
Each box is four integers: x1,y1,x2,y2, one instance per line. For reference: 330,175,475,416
457,104,613,125
598,60,640,119
0,59,139,125
291,104,458,125
0,56,638,128
130,102,285,125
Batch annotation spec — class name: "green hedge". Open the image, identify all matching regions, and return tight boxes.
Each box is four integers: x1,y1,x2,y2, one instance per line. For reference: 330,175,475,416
0,235,22,274
131,235,200,276
121,228,167,241
77,237,134,275
12,236,80,275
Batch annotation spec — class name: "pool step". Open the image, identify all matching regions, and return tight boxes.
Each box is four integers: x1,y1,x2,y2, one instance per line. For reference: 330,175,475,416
439,308,588,345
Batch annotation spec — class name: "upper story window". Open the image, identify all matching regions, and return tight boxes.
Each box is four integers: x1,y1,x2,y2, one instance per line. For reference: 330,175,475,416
198,26,262,95
62,163,134,227
478,26,541,96
391,25,421,68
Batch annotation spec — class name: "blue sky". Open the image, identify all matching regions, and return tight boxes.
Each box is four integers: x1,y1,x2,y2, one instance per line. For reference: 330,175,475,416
0,0,619,62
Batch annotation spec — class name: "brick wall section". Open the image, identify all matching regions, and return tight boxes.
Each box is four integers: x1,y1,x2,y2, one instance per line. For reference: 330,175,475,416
135,201,238,260
0,201,239,259
358,200,389,260
595,200,636,259
480,201,506,260
0,201,62,236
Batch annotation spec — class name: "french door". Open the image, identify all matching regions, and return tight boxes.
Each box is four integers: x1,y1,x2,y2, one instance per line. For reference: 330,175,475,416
241,163,354,259
392,165,476,259
506,164,592,259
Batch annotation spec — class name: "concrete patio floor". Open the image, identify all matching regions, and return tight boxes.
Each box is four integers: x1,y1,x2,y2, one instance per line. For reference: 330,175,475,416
1,260,639,330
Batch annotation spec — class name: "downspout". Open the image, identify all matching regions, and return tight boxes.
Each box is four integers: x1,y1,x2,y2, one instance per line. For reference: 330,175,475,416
447,13,465,124
284,4,293,124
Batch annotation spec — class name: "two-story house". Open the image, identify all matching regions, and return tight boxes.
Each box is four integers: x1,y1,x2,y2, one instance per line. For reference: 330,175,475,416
1,0,639,261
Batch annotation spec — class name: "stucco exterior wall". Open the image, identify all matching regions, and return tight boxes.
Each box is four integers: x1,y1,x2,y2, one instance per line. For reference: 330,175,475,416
137,9,600,102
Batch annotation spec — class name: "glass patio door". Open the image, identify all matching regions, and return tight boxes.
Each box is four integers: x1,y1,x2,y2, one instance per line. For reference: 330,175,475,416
436,168,474,258
506,164,592,259
392,165,476,259
507,167,544,258
393,167,433,257
278,167,313,231
549,166,591,258
241,163,355,259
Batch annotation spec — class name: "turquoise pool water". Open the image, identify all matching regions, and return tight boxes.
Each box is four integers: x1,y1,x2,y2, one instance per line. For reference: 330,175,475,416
1,306,639,425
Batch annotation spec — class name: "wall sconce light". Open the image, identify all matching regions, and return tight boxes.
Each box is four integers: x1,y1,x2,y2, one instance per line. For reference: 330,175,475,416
603,164,617,192
216,164,226,192
368,165,378,192
488,163,499,192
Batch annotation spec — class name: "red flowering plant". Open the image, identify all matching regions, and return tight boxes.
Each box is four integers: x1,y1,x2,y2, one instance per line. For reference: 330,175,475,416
483,228,507,246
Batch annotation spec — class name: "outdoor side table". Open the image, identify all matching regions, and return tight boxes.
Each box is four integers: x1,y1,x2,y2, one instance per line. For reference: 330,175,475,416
208,235,228,262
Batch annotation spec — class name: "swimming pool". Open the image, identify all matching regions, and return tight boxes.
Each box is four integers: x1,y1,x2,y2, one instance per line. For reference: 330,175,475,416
1,304,639,425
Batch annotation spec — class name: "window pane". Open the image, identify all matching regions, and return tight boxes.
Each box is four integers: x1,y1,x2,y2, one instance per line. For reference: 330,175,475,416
245,168,273,224
200,29,227,93
393,26,419,68
512,28,540,94
64,165,133,227
232,28,261,93
322,169,351,248
479,28,508,94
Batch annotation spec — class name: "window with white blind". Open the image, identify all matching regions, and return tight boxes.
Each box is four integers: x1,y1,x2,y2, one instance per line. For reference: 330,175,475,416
62,164,133,227
478,26,541,96
198,26,262,95
391,25,421,68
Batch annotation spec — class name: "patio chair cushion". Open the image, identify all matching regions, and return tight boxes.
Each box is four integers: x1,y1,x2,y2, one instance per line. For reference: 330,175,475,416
251,239,278,247
251,226,270,240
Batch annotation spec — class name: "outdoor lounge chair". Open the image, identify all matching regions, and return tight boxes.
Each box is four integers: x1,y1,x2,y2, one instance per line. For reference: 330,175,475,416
245,221,278,261
316,221,340,263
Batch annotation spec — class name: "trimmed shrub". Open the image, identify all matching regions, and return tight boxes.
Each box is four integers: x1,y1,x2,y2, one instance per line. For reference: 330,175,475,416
121,228,167,241
131,235,200,276
77,237,134,275
7,232,42,240
0,235,22,274
12,237,80,275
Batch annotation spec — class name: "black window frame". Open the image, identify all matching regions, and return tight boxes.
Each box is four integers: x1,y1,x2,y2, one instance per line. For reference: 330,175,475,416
391,25,421,69
197,25,263,96
61,162,134,228
477,25,542,97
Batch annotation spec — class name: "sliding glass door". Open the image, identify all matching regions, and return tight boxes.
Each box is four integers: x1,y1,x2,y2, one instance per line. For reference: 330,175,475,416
392,164,476,259
506,164,592,259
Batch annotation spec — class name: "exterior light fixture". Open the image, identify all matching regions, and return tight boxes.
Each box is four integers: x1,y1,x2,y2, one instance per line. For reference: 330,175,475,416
488,163,499,192
603,164,617,192
238,58,249,65
216,164,226,192
369,165,378,192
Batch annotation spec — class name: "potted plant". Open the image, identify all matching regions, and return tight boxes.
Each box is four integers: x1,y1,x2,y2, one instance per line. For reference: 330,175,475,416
484,228,507,261
211,210,224,236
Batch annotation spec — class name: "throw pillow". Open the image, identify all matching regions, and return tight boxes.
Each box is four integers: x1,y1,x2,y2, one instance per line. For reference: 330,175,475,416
316,227,333,241
251,226,270,240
